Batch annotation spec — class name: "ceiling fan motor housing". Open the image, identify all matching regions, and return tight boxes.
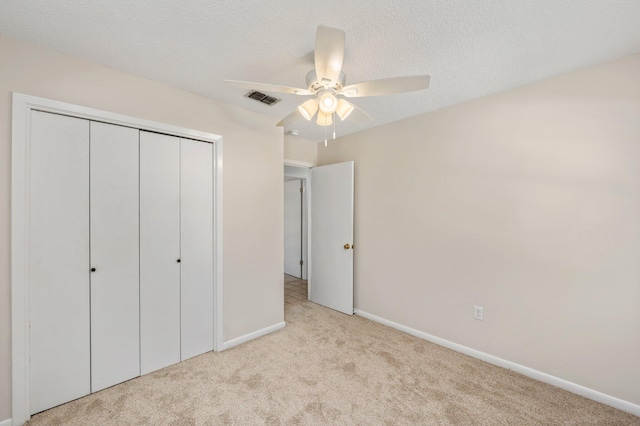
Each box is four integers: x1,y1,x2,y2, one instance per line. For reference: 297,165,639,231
305,70,346,93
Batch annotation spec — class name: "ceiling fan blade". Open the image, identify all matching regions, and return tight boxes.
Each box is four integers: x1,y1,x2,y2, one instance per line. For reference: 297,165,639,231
346,102,374,125
314,25,345,86
225,80,311,95
276,109,304,127
340,75,430,98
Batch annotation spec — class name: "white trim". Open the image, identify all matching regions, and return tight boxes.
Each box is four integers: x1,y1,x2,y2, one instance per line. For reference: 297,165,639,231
306,171,313,300
214,141,224,351
221,322,286,351
13,93,219,142
11,93,32,426
354,309,640,417
11,93,224,425
284,159,314,168
0,418,12,426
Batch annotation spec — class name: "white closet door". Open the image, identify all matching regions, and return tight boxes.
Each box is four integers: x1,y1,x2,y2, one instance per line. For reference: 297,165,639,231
90,122,140,392
140,131,181,374
180,139,214,360
29,111,90,414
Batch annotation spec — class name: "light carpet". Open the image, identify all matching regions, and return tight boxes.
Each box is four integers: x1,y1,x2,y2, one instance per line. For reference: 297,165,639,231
28,297,639,425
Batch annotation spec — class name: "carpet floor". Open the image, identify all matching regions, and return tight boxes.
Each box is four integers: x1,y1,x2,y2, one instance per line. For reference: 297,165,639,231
28,288,639,425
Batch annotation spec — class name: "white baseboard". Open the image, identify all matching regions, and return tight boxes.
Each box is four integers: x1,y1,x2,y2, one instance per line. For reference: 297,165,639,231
0,418,12,426
222,321,286,351
354,309,640,417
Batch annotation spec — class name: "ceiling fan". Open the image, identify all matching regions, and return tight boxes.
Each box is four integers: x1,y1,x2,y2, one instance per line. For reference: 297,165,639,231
225,25,430,140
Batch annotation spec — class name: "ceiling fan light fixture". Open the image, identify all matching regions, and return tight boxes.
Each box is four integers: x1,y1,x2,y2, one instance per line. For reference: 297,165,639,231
316,111,333,126
298,99,319,121
318,92,338,114
335,99,355,121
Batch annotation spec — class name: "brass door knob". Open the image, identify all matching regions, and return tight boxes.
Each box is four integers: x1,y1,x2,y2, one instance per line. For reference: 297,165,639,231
344,244,351,249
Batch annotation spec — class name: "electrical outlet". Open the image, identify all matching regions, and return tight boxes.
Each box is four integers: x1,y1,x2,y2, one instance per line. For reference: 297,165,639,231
473,306,484,321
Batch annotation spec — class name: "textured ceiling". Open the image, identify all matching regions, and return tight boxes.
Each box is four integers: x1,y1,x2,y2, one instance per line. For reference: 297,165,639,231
1,0,640,142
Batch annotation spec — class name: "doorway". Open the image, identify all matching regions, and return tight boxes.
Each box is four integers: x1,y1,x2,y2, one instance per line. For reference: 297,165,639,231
282,160,354,316
283,164,310,312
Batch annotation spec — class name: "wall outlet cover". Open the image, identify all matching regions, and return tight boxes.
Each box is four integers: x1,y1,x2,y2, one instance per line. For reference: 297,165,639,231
474,306,484,321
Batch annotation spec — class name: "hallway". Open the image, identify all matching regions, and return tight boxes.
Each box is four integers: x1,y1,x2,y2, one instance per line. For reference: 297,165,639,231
284,274,307,311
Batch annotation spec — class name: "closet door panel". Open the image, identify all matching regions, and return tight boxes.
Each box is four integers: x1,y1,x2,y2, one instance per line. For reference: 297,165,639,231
90,122,140,392
180,139,214,360
29,111,90,413
140,131,181,374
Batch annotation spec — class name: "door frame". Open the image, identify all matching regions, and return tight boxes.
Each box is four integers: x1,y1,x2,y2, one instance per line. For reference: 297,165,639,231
11,93,224,424
283,161,312,294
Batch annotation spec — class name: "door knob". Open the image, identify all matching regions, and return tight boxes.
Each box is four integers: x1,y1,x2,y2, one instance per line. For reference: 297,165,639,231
344,244,351,250
177,259,181,263
90,267,96,272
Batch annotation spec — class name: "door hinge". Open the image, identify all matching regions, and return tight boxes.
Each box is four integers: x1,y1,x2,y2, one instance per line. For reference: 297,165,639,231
300,260,304,266
300,187,304,193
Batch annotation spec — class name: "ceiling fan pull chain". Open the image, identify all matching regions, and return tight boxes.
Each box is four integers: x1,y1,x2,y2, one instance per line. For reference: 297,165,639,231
333,113,336,140
325,123,328,147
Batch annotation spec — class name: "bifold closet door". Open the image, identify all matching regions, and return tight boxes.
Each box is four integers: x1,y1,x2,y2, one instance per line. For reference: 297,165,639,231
180,139,214,360
90,122,140,392
30,111,90,414
140,131,181,374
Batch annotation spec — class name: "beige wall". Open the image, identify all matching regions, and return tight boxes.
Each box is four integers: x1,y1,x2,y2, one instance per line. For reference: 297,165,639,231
0,35,284,421
319,53,640,405
284,134,318,165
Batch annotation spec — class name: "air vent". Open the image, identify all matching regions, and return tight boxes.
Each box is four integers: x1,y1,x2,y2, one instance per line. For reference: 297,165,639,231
244,90,281,106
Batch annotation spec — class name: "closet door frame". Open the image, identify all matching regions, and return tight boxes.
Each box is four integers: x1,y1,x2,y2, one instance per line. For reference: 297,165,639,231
10,93,224,425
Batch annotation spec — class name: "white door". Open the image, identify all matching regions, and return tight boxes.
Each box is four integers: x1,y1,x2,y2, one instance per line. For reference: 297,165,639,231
140,131,181,374
29,111,91,413
89,122,140,392
310,161,354,315
284,179,302,277
180,139,214,360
